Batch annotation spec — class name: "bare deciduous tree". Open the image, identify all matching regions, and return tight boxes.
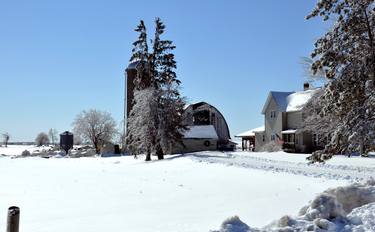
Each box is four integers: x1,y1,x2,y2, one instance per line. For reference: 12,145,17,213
2,132,10,147
48,128,58,145
35,132,50,146
72,109,117,154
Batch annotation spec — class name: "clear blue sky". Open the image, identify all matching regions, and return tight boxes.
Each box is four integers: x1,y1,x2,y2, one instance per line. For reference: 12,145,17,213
0,0,326,142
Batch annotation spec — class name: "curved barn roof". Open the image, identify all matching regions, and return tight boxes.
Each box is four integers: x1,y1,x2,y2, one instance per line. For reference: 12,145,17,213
185,101,231,140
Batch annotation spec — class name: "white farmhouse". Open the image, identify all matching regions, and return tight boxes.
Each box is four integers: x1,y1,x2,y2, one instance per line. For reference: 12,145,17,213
254,84,319,152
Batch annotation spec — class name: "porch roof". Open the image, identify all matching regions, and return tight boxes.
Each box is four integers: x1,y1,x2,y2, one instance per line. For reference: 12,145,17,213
281,129,297,134
235,126,265,138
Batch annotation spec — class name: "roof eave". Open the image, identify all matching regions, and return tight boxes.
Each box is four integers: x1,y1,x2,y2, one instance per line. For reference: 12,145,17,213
261,92,272,114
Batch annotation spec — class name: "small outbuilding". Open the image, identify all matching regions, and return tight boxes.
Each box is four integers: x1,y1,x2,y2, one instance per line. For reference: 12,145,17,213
60,131,73,154
235,126,265,151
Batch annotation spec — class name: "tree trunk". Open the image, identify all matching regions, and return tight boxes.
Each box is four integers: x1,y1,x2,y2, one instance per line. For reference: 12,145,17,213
156,144,164,160
360,139,365,156
94,141,100,154
364,9,375,84
145,151,151,161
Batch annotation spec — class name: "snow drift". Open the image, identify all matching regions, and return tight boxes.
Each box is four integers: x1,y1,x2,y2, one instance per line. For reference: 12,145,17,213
211,180,375,232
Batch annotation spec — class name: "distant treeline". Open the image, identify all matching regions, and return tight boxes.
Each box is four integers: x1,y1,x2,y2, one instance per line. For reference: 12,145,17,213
7,142,35,145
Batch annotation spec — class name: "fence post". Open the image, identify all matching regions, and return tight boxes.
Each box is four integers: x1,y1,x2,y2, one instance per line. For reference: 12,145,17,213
6,206,19,232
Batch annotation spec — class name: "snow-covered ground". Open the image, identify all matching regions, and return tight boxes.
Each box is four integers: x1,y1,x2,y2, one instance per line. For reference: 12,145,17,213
0,145,50,156
0,146,374,231
191,151,375,181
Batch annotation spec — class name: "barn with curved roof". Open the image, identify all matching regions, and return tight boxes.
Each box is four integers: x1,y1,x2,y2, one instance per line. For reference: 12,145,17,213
182,102,233,151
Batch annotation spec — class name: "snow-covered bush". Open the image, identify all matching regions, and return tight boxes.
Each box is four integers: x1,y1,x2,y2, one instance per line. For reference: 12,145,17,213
35,132,50,146
21,150,31,157
211,180,375,232
259,142,282,152
69,148,96,158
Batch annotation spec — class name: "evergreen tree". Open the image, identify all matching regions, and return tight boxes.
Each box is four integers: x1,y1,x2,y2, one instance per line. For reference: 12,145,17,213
127,20,157,161
126,18,185,160
304,0,375,162
130,20,151,90
152,18,185,160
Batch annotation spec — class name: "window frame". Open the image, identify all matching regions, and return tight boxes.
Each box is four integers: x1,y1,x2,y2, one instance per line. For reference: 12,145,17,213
270,111,277,119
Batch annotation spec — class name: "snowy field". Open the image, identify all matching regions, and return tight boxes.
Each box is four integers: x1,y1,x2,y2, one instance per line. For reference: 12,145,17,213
0,145,50,156
0,146,374,231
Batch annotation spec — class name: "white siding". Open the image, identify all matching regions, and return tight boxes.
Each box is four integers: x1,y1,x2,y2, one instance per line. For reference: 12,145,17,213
264,98,283,143
286,111,303,129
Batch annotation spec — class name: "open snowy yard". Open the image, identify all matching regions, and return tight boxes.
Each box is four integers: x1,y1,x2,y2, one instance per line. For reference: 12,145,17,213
1,147,374,231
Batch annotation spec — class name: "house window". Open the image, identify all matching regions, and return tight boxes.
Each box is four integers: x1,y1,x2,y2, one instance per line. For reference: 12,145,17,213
262,135,265,142
271,134,276,141
270,111,277,119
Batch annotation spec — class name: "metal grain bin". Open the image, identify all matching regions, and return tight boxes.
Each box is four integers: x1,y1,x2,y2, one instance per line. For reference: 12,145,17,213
60,131,73,154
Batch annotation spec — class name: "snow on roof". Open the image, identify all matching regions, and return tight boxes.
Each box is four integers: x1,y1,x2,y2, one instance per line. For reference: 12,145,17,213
272,91,295,111
183,125,219,139
281,129,297,134
286,89,318,112
262,89,319,114
235,126,265,137
262,91,294,114
184,102,208,110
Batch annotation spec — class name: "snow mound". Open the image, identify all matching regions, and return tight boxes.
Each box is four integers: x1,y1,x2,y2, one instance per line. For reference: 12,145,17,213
210,216,258,232
347,203,375,231
212,180,375,232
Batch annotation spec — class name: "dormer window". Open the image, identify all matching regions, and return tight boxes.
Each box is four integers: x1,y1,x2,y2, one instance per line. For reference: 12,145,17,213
270,111,277,119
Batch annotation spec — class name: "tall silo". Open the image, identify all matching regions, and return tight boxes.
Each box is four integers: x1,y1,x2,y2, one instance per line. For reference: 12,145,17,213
123,61,150,136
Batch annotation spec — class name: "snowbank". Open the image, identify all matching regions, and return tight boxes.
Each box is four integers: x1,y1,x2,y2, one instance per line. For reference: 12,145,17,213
0,145,49,156
211,180,375,231
213,216,256,232
0,145,97,158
